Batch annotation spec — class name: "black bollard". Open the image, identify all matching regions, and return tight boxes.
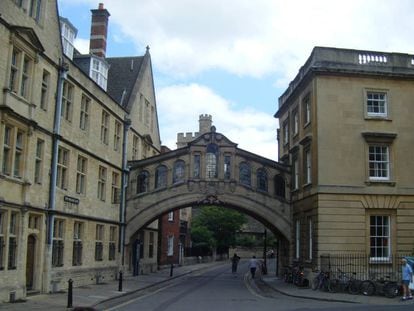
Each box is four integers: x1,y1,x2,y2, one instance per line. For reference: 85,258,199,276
170,263,174,277
118,271,123,292
67,278,73,308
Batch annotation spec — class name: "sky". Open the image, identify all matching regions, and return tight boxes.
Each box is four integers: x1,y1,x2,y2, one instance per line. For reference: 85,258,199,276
57,0,414,161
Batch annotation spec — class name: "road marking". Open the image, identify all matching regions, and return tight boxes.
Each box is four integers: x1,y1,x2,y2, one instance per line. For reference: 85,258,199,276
105,283,176,311
243,273,265,299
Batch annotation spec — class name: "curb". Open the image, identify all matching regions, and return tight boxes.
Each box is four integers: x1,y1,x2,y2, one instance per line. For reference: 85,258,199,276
259,277,358,304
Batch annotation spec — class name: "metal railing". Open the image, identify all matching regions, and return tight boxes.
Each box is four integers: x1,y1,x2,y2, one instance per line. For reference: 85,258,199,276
319,253,413,282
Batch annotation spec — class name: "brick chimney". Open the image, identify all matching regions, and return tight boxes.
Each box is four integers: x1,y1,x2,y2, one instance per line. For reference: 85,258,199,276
89,3,110,58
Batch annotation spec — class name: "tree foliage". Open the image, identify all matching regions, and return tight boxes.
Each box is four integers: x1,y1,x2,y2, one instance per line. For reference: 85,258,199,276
191,206,246,253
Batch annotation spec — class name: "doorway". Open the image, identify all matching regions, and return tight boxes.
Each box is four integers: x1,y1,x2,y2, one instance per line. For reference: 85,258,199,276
26,235,36,290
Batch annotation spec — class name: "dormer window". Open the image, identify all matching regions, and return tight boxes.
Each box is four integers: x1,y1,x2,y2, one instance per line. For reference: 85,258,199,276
90,57,108,91
60,18,77,60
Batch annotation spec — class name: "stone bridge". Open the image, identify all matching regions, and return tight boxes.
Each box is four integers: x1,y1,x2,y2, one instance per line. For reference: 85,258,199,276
125,128,292,247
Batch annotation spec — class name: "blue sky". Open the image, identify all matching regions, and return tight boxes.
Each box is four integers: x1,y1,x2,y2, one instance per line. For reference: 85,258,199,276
57,0,414,160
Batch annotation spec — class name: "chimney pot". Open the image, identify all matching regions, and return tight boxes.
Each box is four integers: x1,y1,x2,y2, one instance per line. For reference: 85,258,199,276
89,3,110,58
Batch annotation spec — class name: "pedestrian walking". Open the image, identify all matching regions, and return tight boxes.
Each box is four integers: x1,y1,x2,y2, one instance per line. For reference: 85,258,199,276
248,255,258,279
231,253,241,273
401,257,413,301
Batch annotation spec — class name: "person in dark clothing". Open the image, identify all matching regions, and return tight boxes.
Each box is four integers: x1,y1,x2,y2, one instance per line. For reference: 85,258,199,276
231,253,241,273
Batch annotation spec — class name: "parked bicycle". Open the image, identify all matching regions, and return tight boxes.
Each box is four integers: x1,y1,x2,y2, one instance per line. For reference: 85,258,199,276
312,270,330,291
328,268,362,294
283,266,293,283
360,275,400,298
292,265,309,287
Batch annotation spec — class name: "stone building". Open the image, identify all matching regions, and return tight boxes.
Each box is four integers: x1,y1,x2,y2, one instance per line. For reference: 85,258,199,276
275,47,414,269
0,1,161,301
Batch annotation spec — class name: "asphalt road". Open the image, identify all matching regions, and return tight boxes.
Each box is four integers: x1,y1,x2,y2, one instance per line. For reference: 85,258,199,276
97,261,414,311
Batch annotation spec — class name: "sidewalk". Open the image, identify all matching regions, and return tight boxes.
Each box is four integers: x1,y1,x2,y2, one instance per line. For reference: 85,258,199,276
0,262,221,311
261,275,414,306
2,262,413,310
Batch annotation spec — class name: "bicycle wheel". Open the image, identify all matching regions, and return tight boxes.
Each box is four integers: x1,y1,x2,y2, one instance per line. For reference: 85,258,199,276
360,280,375,296
328,279,339,293
348,280,361,295
311,277,319,290
384,282,399,298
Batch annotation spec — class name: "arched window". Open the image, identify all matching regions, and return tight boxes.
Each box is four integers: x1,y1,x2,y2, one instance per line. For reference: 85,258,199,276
239,162,251,186
155,165,168,189
173,160,185,184
257,168,268,192
206,143,219,179
274,175,286,198
137,170,149,193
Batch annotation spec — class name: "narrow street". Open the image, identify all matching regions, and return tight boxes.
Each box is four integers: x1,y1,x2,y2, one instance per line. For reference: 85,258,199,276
98,261,405,311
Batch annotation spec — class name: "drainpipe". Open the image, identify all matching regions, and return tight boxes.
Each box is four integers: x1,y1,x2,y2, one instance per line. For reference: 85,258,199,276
45,59,68,292
120,116,131,268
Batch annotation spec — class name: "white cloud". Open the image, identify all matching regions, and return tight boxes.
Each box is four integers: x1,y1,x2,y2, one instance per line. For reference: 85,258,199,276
74,38,89,54
157,83,277,160
89,0,414,80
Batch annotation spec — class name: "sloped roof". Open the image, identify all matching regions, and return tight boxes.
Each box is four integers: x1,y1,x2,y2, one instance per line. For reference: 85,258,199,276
106,56,144,107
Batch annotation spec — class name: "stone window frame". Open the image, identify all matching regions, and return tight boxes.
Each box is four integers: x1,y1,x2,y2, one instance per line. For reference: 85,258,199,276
239,161,251,187
76,155,87,195
72,221,83,266
1,122,27,179
362,132,396,185
34,138,44,184
52,218,65,267
79,94,90,131
364,89,390,120
111,171,120,204
97,165,107,201
108,226,117,261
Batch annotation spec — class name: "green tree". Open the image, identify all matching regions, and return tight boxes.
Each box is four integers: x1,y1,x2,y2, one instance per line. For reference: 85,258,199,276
191,206,246,254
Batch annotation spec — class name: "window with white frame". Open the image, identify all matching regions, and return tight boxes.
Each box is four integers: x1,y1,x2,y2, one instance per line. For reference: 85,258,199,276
40,70,50,110
168,211,174,222
167,235,174,256
76,156,87,195
34,139,44,184
295,220,300,259
90,58,108,91
79,94,90,131
114,121,121,151
370,215,390,261
369,145,389,180
61,81,73,122
97,166,107,201
60,20,76,60
100,110,109,145
56,147,69,189
366,91,387,118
